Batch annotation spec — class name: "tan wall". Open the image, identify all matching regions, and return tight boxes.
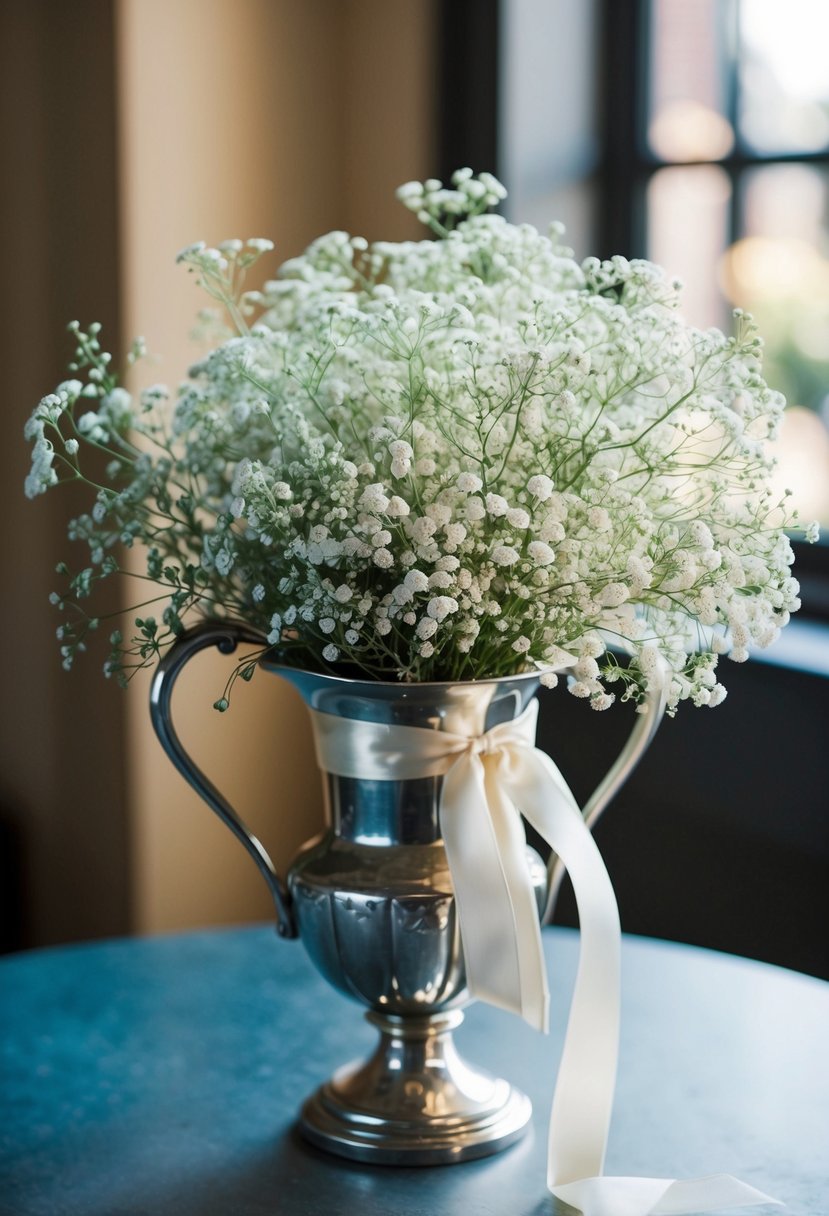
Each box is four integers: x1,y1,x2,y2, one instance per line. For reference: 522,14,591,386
117,0,437,933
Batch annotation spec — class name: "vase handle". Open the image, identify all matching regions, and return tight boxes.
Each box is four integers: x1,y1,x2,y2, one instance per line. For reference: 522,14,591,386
540,676,667,926
149,620,298,939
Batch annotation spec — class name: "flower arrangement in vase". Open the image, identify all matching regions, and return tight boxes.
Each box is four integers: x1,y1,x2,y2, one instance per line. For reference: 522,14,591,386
24,170,812,1210
26,169,812,712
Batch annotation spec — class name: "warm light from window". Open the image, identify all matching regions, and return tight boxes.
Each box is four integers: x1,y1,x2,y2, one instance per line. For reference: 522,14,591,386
647,165,731,330
649,99,734,162
719,236,828,303
718,235,829,524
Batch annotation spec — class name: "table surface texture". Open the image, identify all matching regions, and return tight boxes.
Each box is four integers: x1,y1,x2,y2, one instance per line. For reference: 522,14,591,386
1,926,827,1216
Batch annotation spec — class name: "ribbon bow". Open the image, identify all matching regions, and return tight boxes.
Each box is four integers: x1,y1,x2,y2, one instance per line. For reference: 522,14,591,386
309,700,781,1216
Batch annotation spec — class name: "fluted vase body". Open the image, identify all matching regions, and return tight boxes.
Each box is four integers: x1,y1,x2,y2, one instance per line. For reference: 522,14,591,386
272,664,547,1020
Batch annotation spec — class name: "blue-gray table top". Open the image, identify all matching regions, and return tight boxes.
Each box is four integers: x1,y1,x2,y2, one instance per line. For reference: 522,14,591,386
1,926,826,1215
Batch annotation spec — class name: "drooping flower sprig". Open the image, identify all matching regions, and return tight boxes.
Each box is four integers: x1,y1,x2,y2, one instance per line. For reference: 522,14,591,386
25,170,815,712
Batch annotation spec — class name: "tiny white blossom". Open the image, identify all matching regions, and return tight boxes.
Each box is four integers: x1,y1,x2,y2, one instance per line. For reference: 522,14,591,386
639,644,662,678
404,569,429,593
688,520,714,550
569,681,592,698
410,516,438,543
443,523,467,547
464,497,486,522
359,484,390,513
587,507,610,532
485,493,509,517
596,582,630,608
506,508,530,530
386,495,411,517
574,656,599,680
427,596,458,621
175,240,206,262
456,472,483,494
428,570,453,589
527,475,554,500
528,541,555,566
426,502,452,526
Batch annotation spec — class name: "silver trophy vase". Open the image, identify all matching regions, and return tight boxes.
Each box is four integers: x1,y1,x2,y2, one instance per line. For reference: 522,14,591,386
150,622,664,1165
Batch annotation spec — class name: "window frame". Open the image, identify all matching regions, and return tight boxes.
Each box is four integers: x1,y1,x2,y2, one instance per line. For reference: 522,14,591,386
436,0,500,186
437,0,829,626
596,0,829,624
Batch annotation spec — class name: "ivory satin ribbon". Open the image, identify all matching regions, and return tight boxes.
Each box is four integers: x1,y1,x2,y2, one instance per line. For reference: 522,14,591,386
309,700,781,1216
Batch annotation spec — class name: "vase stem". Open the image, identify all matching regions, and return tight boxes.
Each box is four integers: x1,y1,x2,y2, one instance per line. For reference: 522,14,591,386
298,1008,532,1165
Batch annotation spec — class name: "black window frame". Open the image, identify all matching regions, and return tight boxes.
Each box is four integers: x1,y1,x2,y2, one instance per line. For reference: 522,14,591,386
597,0,829,623
436,0,829,626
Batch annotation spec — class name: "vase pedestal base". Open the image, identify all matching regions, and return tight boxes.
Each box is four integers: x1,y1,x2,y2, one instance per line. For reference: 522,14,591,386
298,1008,531,1165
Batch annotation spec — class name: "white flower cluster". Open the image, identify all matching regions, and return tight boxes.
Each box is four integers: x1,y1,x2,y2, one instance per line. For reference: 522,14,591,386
25,173,814,710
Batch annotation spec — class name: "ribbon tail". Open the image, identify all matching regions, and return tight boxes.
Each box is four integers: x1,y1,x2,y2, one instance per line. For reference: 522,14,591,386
500,746,620,1190
550,1174,784,1216
648,1176,784,1214
504,746,783,1214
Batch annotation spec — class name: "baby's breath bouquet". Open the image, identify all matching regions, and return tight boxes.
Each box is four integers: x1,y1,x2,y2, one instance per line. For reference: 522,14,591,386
25,171,814,714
